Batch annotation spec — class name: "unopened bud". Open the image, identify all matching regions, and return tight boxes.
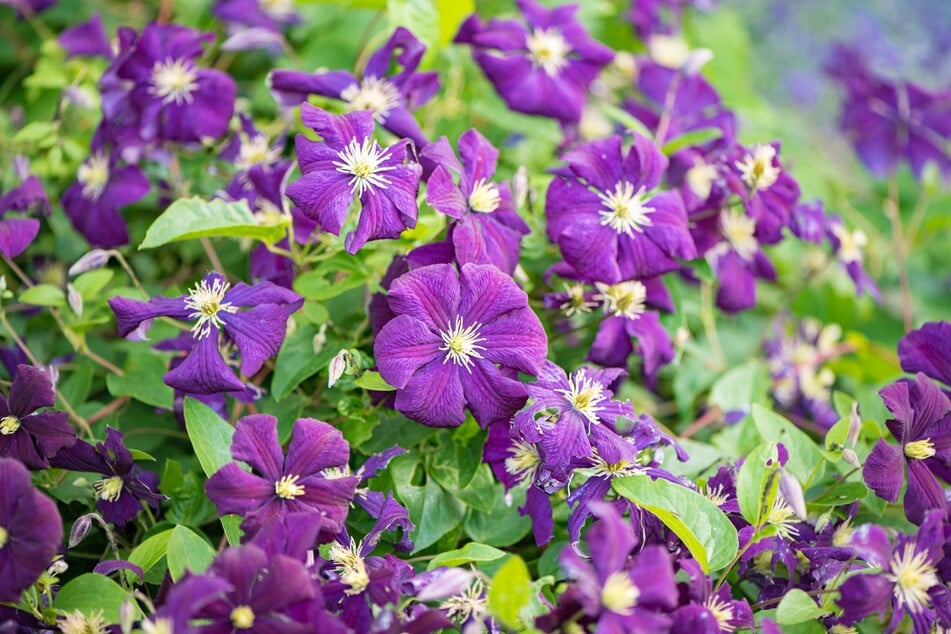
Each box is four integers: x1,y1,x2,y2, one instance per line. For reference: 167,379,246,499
13,155,30,182
67,283,83,317
312,323,328,354
779,470,807,521
47,558,68,576
681,48,714,76
69,514,93,548
841,448,861,468
119,599,136,634
512,166,529,209
847,401,861,447
69,249,112,277
328,349,350,388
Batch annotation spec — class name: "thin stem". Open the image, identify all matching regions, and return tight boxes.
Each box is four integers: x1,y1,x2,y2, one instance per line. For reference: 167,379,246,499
654,72,683,146
88,397,129,425
3,255,33,287
680,405,722,439
699,280,725,369
201,237,226,275
109,250,149,297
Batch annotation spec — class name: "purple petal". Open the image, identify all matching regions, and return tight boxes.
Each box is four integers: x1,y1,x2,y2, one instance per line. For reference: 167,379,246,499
387,264,460,332
374,315,443,389
863,439,904,503
393,358,466,427
231,415,284,480
284,418,349,476
463,359,529,428
0,218,40,258
905,459,949,525
8,365,55,415
205,463,275,515
220,304,293,377
163,332,246,395
425,166,467,219
108,295,190,338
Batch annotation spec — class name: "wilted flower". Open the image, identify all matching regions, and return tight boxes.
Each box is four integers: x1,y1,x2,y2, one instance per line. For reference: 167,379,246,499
374,263,547,427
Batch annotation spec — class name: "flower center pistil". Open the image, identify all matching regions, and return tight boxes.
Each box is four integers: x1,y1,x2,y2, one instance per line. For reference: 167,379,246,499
0,526,8,548
274,474,305,499
59,609,107,634
439,316,487,372
736,145,780,191
559,283,597,317
597,182,654,237
0,415,20,435
341,76,401,123
230,605,255,629
150,58,200,106
333,137,395,197
442,579,487,623
766,497,799,540
704,596,735,632
526,27,571,77
888,543,938,613
720,209,758,260
596,281,647,320
468,179,501,213
237,135,279,170
831,225,867,264
329,537,370,594
504,440,540,483
184,277,239,340
601,571,640,614
904,438,936,460
260,0,295,20
77,153,110,201
556,373,606,425
94,476,124,502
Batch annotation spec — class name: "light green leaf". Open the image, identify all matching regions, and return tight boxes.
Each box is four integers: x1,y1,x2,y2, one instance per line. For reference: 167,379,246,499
127,529,174,584
106,351,175,409
221,515,243,547
487,555,533,630
613,475,738,572
19,283,66,307
735,442,780,526
776,588,826,624
139,198,287,249
183,398,235,478
271,324,339,400
166,525,216,581
72,269,115,300
353,371,395,391
54,574,137,623
436,0,473,44
752,404,827,482
426,542,507,570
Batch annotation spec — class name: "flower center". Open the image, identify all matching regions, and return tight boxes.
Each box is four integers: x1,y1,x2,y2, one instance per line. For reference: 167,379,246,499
597,182,654,237
333,137,395,198
685,161,719,200
832,520,854,548
442,579,487,623
558,283,597,317
596,281,647,320
832,225,867,264
260,0,295,20
329,538,370,595
340,76,401,123
888,543,938,614
736,144,780,191
556,373,606,425
0,526,8,549
184,277,239,340
77,153,110,201
766,498,799,540
504,440,540,483
904,438,936,460
526,27,571,77
237,135,279,170
439,316,487,373
586,450,644,479
720,209,758,260
799,367,835,402
94,476,124,502
0,415,21,435
230,605,255,630
468,178,501,213
141,617,173,634
274,474,305,499
59,609,108,634
704,596,735,632
149,58,199,106
601,571,640,614
704,484,729,507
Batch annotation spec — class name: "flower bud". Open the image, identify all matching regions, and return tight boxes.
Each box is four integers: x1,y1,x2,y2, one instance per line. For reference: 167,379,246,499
847,401,861,447
67,283,83,317
69,514,93,548
841,448,861,469
779,470,807,521
512,166,529,209
69,249,113,277
328,349,350,388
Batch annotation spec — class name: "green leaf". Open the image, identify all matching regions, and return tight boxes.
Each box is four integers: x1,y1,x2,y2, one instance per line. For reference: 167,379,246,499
139,198,287,249
54,574,136,622
12,121,58,145
390,454,465,553
353,370,395,391
613,475,738,572
775,588,826,624
72,269,115,300
708,361,769,415
463,482,532,547
183,398,235,478
221,515,243,546
271,324,339,400
292,269,367,302
166,525,216,581
427,542,507,570
487,555,533,630
106,351,175,409
19,283,66,307
752,404,827,482
127,529,174,584
436,0,473,44
735,442,781,526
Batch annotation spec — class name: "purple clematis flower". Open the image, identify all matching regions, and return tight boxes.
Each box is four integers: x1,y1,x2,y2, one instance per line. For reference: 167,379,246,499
863,373,951,525
270,27,438,148
287,105,422,254
108,272,302,395
546,133,696,283
826,43,951,181
0,458,63,603
422,130,530,275
50,427,164,527
456,0,614,123
214,0,299,33
62,146,150,249
114,23,237,144
537,502,678,633
899,321,951,390
0,364,75,470
672,558,753,634
628,0,715,39
58,13,113,59
838,510,951,632
0,165,48,259
205,415,358,542
374,263,548,428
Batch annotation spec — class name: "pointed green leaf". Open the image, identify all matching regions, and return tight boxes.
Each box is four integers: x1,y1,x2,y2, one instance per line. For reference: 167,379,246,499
183,398,236,479
139,197,287,249
487,555,533,630
55,574,137,622
426,542,507,570
166,525,216,581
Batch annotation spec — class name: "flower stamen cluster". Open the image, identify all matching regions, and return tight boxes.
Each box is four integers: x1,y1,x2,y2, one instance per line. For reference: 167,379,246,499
341,76,402,122
526,27,571,77
184,277,239,340
439,316,487,372
597,182,654,237
333,137,396,197
149,58,200,105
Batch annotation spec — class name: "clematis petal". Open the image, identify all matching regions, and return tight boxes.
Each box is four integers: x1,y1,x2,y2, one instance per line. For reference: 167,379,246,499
163,331,246,395
374,315,443,389
8,365,56,415
284,418,350,476
205,463,276,515
231,415,284,480
863,439,905,503
393,358,466,427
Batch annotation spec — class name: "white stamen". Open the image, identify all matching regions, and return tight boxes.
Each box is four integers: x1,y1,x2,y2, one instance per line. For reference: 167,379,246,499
555,372,606,425
559,283,598,317
766,497,799,540
597,182,654,237
329,537,370,594
888,543,939,614
94,476,124,502
704,595,736,632
468,178,501,213
504,440,540,484
77,153,111,201
526,28,571,77
333,137,396,197
596,281,647,321
720,209,758,261
736,145,780,191
831,224,867,264
0,415,20,435
340,76,401,123
442,579,487,623
149,58,199,106
439,316,487,372
274,474,305,499
601,571,640,614
184,277,239,340
236,135,280,170
260,0,295,21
